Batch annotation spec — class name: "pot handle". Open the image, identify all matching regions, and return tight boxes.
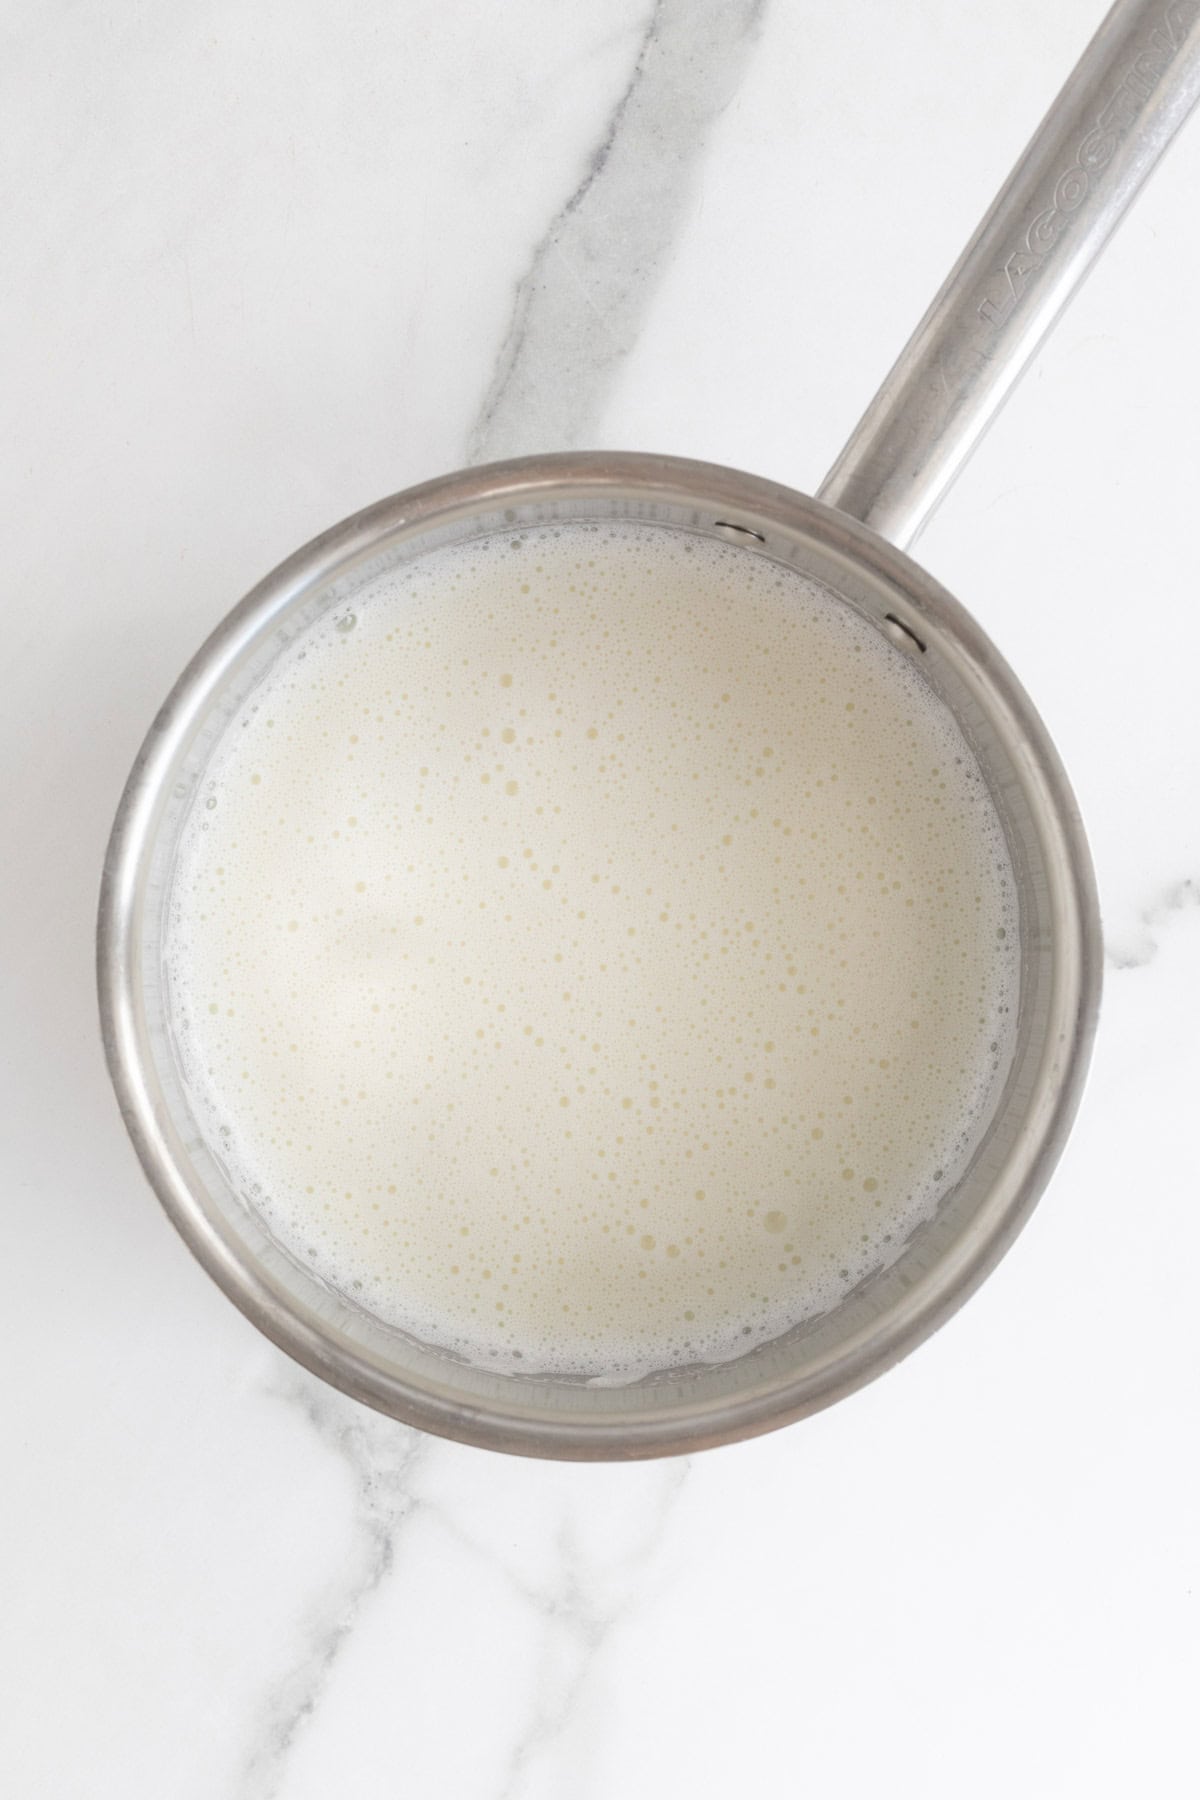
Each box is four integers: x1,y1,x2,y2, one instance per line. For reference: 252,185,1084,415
818,0,1200,550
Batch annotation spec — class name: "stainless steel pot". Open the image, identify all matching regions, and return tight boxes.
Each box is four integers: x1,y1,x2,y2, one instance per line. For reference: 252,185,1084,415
98,1,1200,1457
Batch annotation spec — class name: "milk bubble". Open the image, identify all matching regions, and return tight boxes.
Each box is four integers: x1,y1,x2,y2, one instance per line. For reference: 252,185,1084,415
165,522,1018,1378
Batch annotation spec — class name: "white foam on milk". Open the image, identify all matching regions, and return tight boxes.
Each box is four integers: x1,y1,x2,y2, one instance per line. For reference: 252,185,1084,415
165,522,1018,1378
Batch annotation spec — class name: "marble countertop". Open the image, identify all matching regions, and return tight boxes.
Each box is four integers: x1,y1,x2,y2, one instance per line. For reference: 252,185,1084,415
3,3,1198,1794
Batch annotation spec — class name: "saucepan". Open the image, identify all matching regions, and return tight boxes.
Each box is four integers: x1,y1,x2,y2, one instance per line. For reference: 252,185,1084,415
98,1,1200,1457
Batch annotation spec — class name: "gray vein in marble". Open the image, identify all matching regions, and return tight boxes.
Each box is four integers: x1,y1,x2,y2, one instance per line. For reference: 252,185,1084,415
1105,877,1200,970
230,20,756,1771
235,1370,428,1800
494,1458,691,1800
469,0,766,463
